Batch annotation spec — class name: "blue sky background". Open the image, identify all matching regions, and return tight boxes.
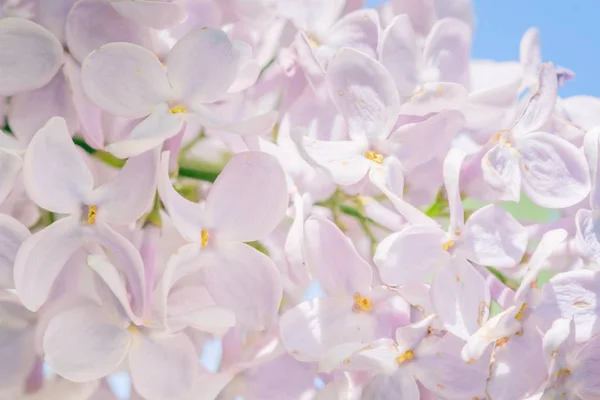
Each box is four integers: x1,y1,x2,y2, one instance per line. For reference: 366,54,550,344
367,0,600,97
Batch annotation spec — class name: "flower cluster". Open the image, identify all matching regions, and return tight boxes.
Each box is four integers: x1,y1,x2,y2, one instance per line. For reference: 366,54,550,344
0,0,599,399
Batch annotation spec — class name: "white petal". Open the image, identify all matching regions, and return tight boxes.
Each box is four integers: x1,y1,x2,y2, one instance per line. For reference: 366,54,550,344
157,152,205,243
205,151,288,243
0,18,63,96
92,149,159,225
105,105,184,158
202,242,282,330
519,131,590,209
0,214,30,288
14,216,84,311
461,205,528,269
167,28,241,107
326,47,401,142
82,42,172,118
43,305,131,382
65,0,152,63
23,117,93,213
128,333,197,400
378,14,418,96
111,0,186,30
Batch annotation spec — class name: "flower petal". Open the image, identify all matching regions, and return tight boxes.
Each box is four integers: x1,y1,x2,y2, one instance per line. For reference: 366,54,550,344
13,216,84,311
388,107,465,171
8,68,78,144
167,28,241,107
430,257,490,339
0,18,63,96
304,216,372,296
486,327,547,400
92,222,147,320
480,142,521,203
157,152,205,243
111,0,186,30
202,242,282,330
43,305,131,382
512,63,558,136
0,148,22,206
276,0,345,33
0,214,29,289
63,54,105,149
165,285,235,335
575,208,600,263
82,42,171,119
399,82,468,116
461,306,522,363
279,296,376,362
324,9,380,59
0,326,36,393
520,28,541,79
519,131,590,208
23,117,93,213
205,151,288,243
65,0,152,63
128,332,197,400
293,133,370,186
423,17,472,85
374,225,449,286
105,105,184,158
584,127,600,210
88,254,143,325
369,162,437,226
378,14,419,96
326,47,401,142
460,205,528,269
443,147,466,233
536,269,600,342
92,149,159,225
361,374,419,400
515,228,567,303
415,335,488,399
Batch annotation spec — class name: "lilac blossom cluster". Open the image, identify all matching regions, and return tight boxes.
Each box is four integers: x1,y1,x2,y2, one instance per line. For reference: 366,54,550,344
1,0,599,399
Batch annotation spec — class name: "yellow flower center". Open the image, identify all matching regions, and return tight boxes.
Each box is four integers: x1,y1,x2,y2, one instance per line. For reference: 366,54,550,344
169,105,187,114
306,34,321,48
396,350,414,364
201,229,209,248
365,150,384,164
515,303,527,321
127,325,140,334
86,205,98,225
442,239,455,251
353,294,373,312
557,368,570,379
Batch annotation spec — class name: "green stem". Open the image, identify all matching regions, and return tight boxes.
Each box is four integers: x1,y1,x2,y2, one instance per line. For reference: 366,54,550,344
177,158,223,183
73,136,225,182
73,137,125,168
143,193,162,228
424,190,449,217
351,197,377,255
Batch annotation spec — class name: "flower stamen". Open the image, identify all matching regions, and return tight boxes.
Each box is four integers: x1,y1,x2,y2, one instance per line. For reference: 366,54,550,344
515,303,527,321
442,239,455,251
365,150,384,164
201,229,209,248
169,105,187,114
556,368,570,379
396,350,414,364
353,294,373,312
86,205,98,225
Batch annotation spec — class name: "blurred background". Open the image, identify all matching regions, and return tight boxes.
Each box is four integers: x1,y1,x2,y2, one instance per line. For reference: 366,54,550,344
367,0,600,97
